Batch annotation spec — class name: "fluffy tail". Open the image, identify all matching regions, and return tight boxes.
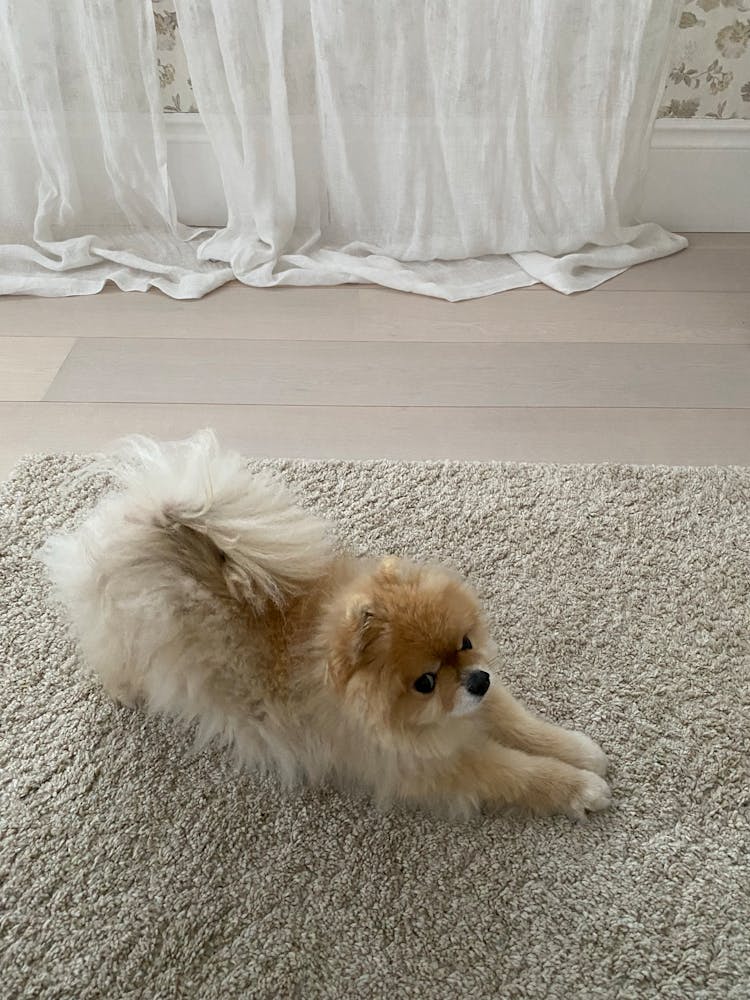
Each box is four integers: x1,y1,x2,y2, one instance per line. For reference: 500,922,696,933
83,430,333,609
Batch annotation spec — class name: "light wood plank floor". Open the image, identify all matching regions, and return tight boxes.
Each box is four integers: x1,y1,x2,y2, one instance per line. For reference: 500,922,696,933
1,233,749,478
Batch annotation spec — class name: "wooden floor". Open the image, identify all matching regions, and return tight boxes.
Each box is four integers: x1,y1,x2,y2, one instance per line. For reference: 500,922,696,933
1,232,749,478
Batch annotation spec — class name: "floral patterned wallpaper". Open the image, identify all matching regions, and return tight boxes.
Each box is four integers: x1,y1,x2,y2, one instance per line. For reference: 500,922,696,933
661,0,750,118
153,2,196,113
153,0,750,119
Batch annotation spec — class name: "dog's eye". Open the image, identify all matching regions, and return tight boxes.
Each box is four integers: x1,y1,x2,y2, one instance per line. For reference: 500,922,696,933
461,636,472,651
413,672,436,694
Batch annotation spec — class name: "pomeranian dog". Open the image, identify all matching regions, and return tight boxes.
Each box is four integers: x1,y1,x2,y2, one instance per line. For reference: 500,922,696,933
41,432,610,819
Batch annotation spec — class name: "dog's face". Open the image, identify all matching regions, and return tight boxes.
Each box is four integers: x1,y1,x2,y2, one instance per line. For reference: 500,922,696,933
327,557,494,740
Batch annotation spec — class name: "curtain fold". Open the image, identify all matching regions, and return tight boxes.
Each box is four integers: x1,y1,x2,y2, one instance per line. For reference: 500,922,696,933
1,0,685,301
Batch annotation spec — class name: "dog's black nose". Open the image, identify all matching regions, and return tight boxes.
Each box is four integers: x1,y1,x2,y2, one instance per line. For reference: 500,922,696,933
465,669,490,697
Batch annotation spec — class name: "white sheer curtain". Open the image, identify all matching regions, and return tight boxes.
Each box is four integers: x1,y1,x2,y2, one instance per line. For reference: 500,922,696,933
0,0,685,301
0,0,228,297
176,0,687,299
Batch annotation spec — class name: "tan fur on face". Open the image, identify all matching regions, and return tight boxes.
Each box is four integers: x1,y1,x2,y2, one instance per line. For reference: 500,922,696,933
40,432,611,819
325,557,493,734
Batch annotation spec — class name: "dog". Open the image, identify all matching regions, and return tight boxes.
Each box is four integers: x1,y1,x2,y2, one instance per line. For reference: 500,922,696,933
40,432,611,819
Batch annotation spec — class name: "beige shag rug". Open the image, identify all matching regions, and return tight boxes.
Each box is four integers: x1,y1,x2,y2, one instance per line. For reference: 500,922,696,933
1,454,749,1000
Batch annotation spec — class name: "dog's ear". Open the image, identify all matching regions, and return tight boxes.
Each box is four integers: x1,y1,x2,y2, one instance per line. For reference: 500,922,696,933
327,595,384,690
348,597,383,658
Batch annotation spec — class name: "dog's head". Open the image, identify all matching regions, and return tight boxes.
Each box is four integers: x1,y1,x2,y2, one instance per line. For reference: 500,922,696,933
325,557,494,743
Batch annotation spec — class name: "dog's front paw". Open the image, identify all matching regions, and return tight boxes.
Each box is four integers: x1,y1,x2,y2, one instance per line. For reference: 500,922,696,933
566,771,611,821
567,731,608,776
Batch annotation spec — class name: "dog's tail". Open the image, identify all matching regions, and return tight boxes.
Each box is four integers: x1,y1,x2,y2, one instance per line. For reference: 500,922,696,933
91,430,333,609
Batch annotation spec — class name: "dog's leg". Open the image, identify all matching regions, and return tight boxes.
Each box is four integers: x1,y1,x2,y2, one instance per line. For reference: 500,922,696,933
451,743,611,819
101,675,142,708
480,685,608,776
97,664,143,708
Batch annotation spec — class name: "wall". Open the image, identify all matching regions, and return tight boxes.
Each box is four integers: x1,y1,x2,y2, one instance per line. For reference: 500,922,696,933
153,1,750,119
662,0,750,117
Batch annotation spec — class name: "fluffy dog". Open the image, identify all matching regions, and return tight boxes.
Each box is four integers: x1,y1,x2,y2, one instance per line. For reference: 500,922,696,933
41,432,611,819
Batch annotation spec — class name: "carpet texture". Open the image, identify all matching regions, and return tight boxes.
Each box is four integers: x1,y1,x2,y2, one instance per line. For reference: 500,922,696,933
1,454,749,1000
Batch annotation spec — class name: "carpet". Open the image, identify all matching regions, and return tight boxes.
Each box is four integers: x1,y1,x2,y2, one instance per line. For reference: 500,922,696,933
1,453,749,1000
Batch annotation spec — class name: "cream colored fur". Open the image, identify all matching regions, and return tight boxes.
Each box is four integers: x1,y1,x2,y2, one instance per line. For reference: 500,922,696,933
40,432,610,819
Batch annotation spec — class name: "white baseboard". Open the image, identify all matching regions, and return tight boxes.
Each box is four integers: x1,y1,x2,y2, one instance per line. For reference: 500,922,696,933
642,120,750,232
168,115,749,233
